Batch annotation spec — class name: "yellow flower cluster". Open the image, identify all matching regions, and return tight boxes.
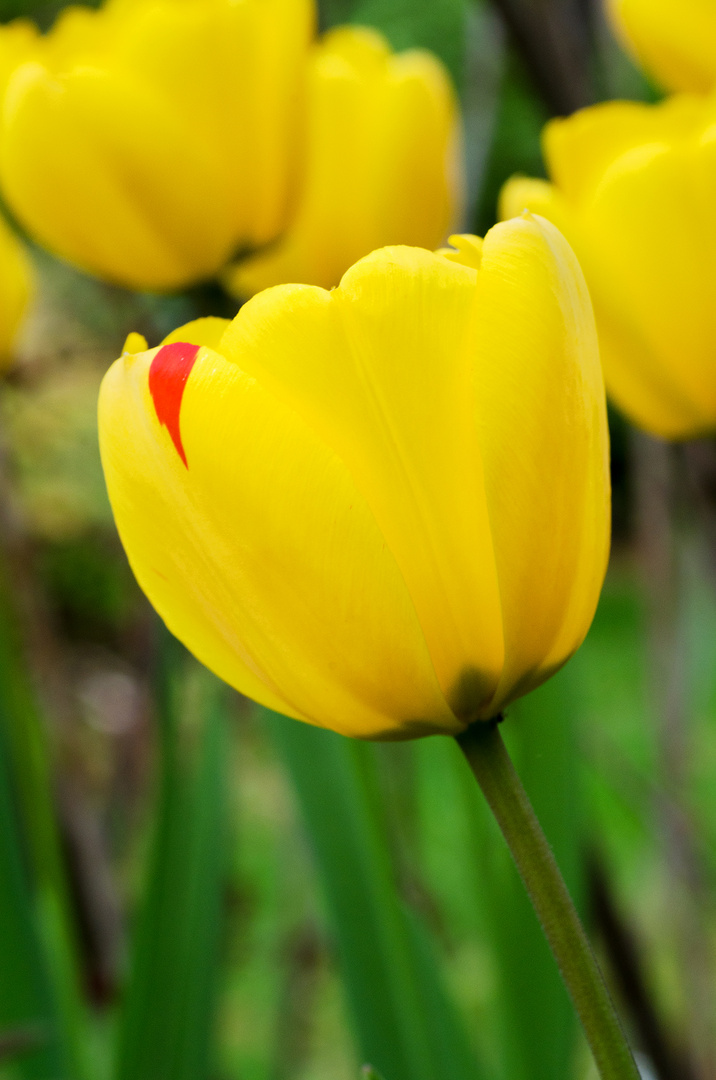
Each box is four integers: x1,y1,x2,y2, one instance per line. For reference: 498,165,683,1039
0,0,693,735
0,0,461,294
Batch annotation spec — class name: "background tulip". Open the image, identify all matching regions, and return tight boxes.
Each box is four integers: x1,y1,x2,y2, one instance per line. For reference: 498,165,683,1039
0,0,313,291
99,217,610,739
225,25,462,296
501,96,716,440
606,0,716,94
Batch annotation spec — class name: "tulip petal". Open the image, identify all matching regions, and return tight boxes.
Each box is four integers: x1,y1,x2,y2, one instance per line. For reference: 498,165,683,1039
543,98,706,206
470,215,610,713
500,155,716,439
607,0,716,93
226,27,461,295
99,344,457,738
1,61,234,290
161,317,231,351
578,134,716,436
437,233,483,270
499,176,576,236
109,0,313,246
220,248,504,719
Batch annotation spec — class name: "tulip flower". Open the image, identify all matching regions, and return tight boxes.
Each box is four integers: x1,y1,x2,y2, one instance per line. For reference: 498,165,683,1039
0,213,32,366
0,0,313,291
606,0,716,94
99,216,609,739
501,95,716,440
225,25,462,296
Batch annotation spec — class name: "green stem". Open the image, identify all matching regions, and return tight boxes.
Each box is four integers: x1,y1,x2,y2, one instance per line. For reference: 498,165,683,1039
457,719,640,1080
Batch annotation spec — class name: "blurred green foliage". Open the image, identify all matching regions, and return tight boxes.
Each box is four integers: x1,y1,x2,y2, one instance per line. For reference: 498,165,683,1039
115,637,229,1080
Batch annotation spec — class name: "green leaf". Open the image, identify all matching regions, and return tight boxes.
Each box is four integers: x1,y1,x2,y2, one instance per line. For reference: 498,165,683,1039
266,712,486,1080
0,722,62,1080
0,565,90,1080
114,634,229,1080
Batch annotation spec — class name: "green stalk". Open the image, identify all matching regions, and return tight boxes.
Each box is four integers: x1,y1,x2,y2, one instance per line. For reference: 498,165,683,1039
457,719,639,1080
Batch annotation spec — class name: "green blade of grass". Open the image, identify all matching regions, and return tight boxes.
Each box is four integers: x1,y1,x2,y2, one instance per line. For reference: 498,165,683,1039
0,720,63,1079
0,565,90,1080
266,712,486,1080
114,635,229,1080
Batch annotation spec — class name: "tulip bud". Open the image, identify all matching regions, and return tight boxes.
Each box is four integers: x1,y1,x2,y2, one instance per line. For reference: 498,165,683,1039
225,26,462,296
0,0,313,292
501,96,716,440
99,218,609,738
606,0,716,94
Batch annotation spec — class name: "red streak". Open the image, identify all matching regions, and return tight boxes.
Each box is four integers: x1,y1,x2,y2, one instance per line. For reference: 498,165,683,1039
148,342,200,467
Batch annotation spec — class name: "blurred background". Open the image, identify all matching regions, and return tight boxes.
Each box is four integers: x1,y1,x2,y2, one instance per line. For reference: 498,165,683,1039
0,2,714,1080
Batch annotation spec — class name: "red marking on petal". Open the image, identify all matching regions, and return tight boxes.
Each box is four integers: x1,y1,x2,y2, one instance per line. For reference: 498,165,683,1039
148,342,200,467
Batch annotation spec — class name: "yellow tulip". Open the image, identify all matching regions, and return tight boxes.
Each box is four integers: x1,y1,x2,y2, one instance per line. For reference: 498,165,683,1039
0,0,313,292
606,0,716,94
225,25,462,296
0,213,32,366
501,95,716,440
99,217,609,739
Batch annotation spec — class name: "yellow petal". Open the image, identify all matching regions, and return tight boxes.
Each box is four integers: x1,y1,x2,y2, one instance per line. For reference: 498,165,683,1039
221,247,504,718
542,98,705,207
0,0,313,290
0,19,39,98
44,6,106,62
437,233,483,270
99,342,456,739
225,26,462,295
579,133,716,437
470,216,610,713
122,332,148,355
501,172,690,440
0,211,31,366
1,61,234,290
499,176,575,235
161,317,231,350
607,0,716,93
500,97,716,439
109,0,313,247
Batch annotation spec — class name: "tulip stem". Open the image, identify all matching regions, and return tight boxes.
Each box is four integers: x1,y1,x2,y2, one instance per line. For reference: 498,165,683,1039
457,719,640,1080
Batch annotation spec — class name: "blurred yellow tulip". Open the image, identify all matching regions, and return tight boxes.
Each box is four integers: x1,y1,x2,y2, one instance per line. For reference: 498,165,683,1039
0,0,314,291
0,213,32,366
99,218,609,739
501,96,716,440
607,0,716,93
225,25,462,296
